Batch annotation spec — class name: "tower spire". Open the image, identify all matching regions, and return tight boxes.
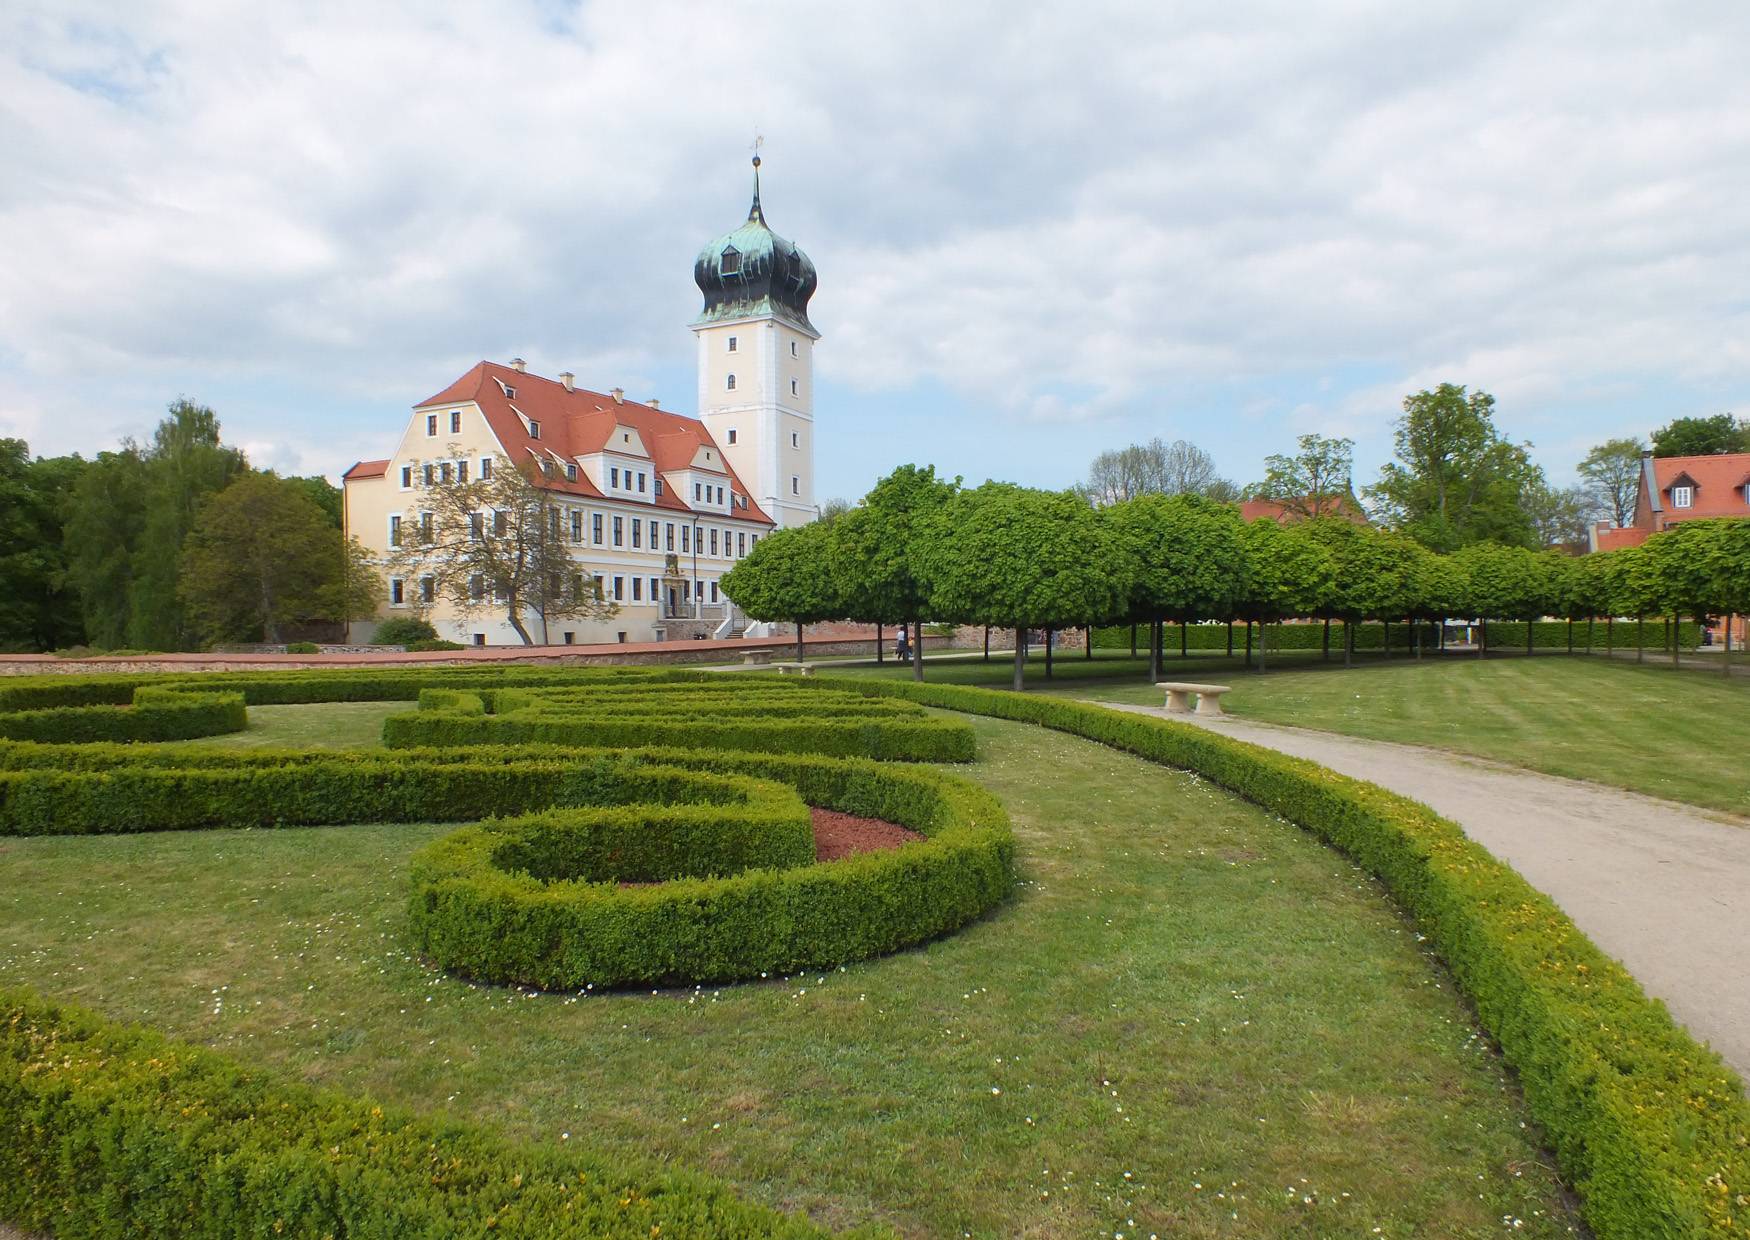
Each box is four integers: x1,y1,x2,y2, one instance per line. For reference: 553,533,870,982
748,135,765,224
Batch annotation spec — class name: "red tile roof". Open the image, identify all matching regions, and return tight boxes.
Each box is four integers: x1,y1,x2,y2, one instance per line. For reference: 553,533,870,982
1592,525,1647,552
414,362,773,525
1238,495,1368,524
1644,452,1750,524
343,459,389,480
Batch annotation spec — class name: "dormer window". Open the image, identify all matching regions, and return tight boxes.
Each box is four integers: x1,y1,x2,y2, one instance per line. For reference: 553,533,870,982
1672,485,1693,509
720,246,741,275
501,383,517,400
527,419,540,440
565,463,578,482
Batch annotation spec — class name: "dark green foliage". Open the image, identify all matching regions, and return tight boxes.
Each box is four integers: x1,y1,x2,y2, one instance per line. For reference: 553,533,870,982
408,638,467,650
1091,619,1706,652
372,616,440,644
816,676,1749,1240
285,640,321,653
0,988,856,1240
0,440,87,653
1649,412,1750,458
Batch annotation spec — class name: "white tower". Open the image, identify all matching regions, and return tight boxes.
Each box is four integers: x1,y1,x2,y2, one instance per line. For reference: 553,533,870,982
691,155,820,528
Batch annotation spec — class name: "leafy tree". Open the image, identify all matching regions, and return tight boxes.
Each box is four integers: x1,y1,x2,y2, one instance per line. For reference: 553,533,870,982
1299,520,1419,666
1404,543,1468,656
1108,493,1247,679
288,476,344,527
1231,518,1336,671
1577,437,1645,527
129,400,249,648
0,441,87,652
62,447,150,649
920,484,1131,690
1076,438,1233,506
1649,413,1750,458
178,473,380,644
721,521,846,661
827,464,959,680
1369,384,1543,551
1522,479,1596,550
1248,434,1356,519
388,452,617,645
1642,519,1750,671
1452,542,1552,654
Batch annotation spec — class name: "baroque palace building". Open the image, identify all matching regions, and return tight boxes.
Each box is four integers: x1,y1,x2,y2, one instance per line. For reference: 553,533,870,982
342,158,819,645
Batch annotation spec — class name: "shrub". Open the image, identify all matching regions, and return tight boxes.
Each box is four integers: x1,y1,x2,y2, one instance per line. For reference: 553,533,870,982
372,616,439,644
284,640,321,653
0,988,856,1240
407,638,467,651
815,675,1750,1240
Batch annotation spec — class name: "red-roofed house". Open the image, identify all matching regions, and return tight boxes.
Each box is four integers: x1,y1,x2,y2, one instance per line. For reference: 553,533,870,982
1587,449,1750,642
1238,495,1369,524
342,163,821,646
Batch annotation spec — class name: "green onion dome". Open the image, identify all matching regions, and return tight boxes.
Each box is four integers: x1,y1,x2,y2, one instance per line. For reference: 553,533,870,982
694,156,818,335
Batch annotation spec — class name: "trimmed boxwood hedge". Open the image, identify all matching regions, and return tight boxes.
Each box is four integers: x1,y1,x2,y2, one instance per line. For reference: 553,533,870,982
0,987,871,1240
0,684,246,743
409,749,1013,989
1093,618,1708,652
814,675,1750,1240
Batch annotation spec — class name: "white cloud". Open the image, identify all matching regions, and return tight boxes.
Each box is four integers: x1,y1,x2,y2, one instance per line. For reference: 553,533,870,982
1,1,1748,492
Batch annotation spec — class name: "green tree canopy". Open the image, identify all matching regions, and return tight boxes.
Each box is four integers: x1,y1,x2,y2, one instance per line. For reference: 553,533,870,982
920,484,1131,689
178,472,381,645
721,521,847,660
1232,518,1336,626
1649,413,1750,458
827,464,959,680
1577,437,1645,528
1452,542,1551,628
0,440,88,652
1369,384,1544,551
1248,434,1356,519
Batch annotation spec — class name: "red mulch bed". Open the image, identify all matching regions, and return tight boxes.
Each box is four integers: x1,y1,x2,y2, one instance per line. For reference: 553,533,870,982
811,806,924,861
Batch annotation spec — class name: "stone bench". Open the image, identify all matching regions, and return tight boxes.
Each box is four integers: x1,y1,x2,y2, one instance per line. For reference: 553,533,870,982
773,661,816,677
1157,681,1231,717
742,649,773,665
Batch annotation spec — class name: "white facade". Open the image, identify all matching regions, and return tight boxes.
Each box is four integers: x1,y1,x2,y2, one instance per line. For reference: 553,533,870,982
694,314,818,529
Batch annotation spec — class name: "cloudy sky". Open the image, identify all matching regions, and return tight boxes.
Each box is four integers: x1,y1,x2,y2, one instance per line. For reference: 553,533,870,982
3,3,1747,502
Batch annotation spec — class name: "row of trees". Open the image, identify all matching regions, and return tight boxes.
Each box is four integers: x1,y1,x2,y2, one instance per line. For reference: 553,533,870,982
723,469,1750,689
0,401,376,651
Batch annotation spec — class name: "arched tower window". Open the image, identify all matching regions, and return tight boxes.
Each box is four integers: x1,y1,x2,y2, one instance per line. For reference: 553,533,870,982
726,374,736,391
720,246,741,276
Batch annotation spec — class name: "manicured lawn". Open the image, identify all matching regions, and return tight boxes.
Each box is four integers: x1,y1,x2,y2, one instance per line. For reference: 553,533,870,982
0,703,1577,1238
834,649,1750,817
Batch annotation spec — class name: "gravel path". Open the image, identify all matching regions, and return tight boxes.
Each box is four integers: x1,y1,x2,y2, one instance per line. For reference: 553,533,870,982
1096,700,1750,1077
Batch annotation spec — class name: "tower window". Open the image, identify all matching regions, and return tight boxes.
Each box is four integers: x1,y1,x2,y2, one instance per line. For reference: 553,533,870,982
727,336,737,352
720,247,741,275
726,374,736,391
791,341,798,357
727,429,737,444
791,432,799,448
792,476,800,495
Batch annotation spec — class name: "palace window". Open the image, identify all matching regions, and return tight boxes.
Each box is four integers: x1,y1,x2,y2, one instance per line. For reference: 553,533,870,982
450,411,461,434
400,466,412,488
423,464,435,485
632,518,642,548
570,510,582,542
419,576,435,604
665,523,675,551
388,514,402,548
632,577,642,601
612,575,624,601
469,512,483,541
611,467,620,488
419,512,434,543
592,512,604,544
709,528,719,556
480,457,493,480
710,580,720,603
548,508,560,537
469,574,485,602
738,531,746,557
440,462,452,484
493,510,507,537
426,414,438,436
1672,485,1694,508
654,478,664,497
716,486,724,504
390,578,404,605
682,525,691,552
613,515,624,547
637,472,646,493
456,460,468,483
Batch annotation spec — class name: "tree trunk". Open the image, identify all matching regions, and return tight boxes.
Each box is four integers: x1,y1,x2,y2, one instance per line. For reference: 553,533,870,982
1226,621,1233,657
876,623,884,663
1586,617,1593,655
1180,621,1188,660
1244,620,1253,668
1148,614,1162,682
507,608,534,645
1130,622,1137,658
797,620,805,663
1258,618,1268,673
1382,618,1390,658
1567,618,1573,655
1637,616,1644,663
911,617,924,682
1479,618,1487,658
1672,615,1680,668
1724,616,1734,678
1344,619,1353,668
1045,628,1054,679
1322,617,1331,661
1526,620,1534,657
1012,627,1026,691
983,625,990,662
1413,618,1422,660
1605,616,1611,656
1086,623,1093,660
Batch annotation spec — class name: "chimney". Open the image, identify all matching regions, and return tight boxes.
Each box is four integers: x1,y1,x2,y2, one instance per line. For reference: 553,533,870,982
510,357,527,373
646,397,660,409
559,371,575,392
611,388,624,404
